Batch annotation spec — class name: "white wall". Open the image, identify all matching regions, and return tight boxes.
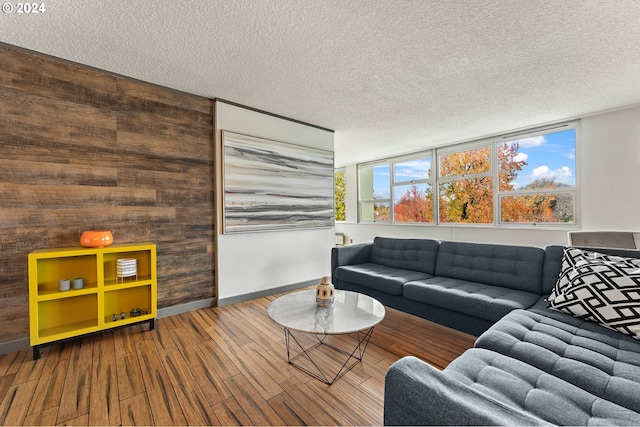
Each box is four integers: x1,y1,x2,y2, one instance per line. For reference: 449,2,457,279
337,104,640,248
581,106,640,229
215,102,335,302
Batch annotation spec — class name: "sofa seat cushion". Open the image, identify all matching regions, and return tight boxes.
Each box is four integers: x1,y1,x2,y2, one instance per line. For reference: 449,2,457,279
445,348,640,425
334,263,432,296
403,277,539,322
475,308,640,413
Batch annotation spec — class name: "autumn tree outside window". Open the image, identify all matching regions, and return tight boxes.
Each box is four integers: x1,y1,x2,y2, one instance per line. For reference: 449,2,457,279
393,156,433,223
334,168,346,221
356,123,577,226
438,145,493,223
498,126,576,224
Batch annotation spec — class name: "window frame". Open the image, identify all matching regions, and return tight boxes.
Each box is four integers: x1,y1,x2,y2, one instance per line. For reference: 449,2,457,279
436,141,495,225
496,122,578,226
357,161,392,223
356,121,579,228
357,152,436,224
391,152,435,224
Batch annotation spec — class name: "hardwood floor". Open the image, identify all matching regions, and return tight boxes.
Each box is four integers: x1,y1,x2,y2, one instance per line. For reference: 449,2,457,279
0,290,475,426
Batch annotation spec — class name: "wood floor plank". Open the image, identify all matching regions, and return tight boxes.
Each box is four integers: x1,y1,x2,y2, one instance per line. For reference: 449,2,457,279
197,340,241,381
27,357,69,415
0,290,475,426
225,345,284,401
176,311,214,344
223,374,286,426
0,350,28,377
22,406,58,426
235,299,270,320
245,313,287,344
278,377,350,426
113,324,143,357
67,337,95,366
57,413,89,426
0,374,15,405
267,391,319,426
211,397,251,426
213,316,254,347
373,322,427,348
45,342,76,363
187,307,217,330
212,304,245,322
119,393,153,426
150,318,178,355
0,379,38,426
11,355,46,385
161,351,220,425
157,314,184,331
203,325,243,353
241,341,295,385
317,370,384,425
168,330,232,405
56,359,92,424
115,353,145,401
135,341,186,426
88,354,120,425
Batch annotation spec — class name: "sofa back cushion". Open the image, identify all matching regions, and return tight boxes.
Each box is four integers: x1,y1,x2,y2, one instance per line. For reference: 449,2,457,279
542,245,565,294
435,241,545,293
370,237,440,274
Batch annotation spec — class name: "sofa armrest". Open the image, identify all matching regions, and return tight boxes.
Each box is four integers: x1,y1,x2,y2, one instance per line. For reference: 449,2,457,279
384,356,549,426
331,243,372,285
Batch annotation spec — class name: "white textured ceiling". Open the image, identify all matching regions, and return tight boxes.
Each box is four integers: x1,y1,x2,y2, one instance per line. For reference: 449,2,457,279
2,0,640,166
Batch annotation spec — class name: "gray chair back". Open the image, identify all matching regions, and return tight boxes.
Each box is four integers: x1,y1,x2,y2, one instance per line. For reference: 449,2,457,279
567,231,636,249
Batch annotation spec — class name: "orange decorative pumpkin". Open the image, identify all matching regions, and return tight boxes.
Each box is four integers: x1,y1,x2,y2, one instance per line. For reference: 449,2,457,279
80,230,113,248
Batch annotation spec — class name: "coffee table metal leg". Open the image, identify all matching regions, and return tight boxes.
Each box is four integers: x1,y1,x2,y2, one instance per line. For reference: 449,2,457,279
282,326,376,385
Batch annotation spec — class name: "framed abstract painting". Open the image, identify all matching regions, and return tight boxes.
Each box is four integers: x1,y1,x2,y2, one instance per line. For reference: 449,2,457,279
222,131,334,233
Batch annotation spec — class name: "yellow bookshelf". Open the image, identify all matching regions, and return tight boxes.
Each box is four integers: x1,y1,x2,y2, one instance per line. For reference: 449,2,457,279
28,242,156,359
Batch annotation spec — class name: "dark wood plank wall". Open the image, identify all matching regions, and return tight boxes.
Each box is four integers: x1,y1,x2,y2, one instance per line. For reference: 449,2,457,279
0,44,216,344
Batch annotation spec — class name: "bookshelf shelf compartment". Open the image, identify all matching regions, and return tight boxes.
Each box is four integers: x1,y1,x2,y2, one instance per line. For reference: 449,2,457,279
104,285,153,323
29,242,156,359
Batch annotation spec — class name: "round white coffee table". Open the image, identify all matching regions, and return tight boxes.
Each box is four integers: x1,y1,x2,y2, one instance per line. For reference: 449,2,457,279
268,289,385,385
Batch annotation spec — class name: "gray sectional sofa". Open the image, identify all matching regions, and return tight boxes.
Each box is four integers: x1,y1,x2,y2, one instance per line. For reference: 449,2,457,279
332,237,546,336
331,237,640,425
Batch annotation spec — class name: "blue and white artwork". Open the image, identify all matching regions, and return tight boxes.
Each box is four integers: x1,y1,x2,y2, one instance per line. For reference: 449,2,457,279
222,131,334,233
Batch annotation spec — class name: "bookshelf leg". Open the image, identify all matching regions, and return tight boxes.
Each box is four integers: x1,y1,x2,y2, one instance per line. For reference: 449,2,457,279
33,346,41,360
149,318,155,331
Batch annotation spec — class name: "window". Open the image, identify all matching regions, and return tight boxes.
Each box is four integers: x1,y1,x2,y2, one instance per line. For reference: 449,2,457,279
359,155,435,223
438,145,493,223
358,163,390,221
356,122,578,227
393,156,433,223
498,126,576,224
334,168,346,221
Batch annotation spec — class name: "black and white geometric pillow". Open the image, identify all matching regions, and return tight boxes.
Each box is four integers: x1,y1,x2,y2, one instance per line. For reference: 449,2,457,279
548,247,640,340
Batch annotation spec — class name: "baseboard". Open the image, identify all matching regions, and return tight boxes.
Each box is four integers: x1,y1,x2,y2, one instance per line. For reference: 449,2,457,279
157,298,215,318
0,338,30,355
217,278,320,306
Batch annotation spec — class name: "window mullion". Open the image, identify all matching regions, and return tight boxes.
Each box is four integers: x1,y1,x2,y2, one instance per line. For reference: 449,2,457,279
492,140,499,226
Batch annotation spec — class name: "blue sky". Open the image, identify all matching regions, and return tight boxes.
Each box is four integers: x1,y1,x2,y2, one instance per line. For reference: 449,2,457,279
368,128,576,198
507,128,576,189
